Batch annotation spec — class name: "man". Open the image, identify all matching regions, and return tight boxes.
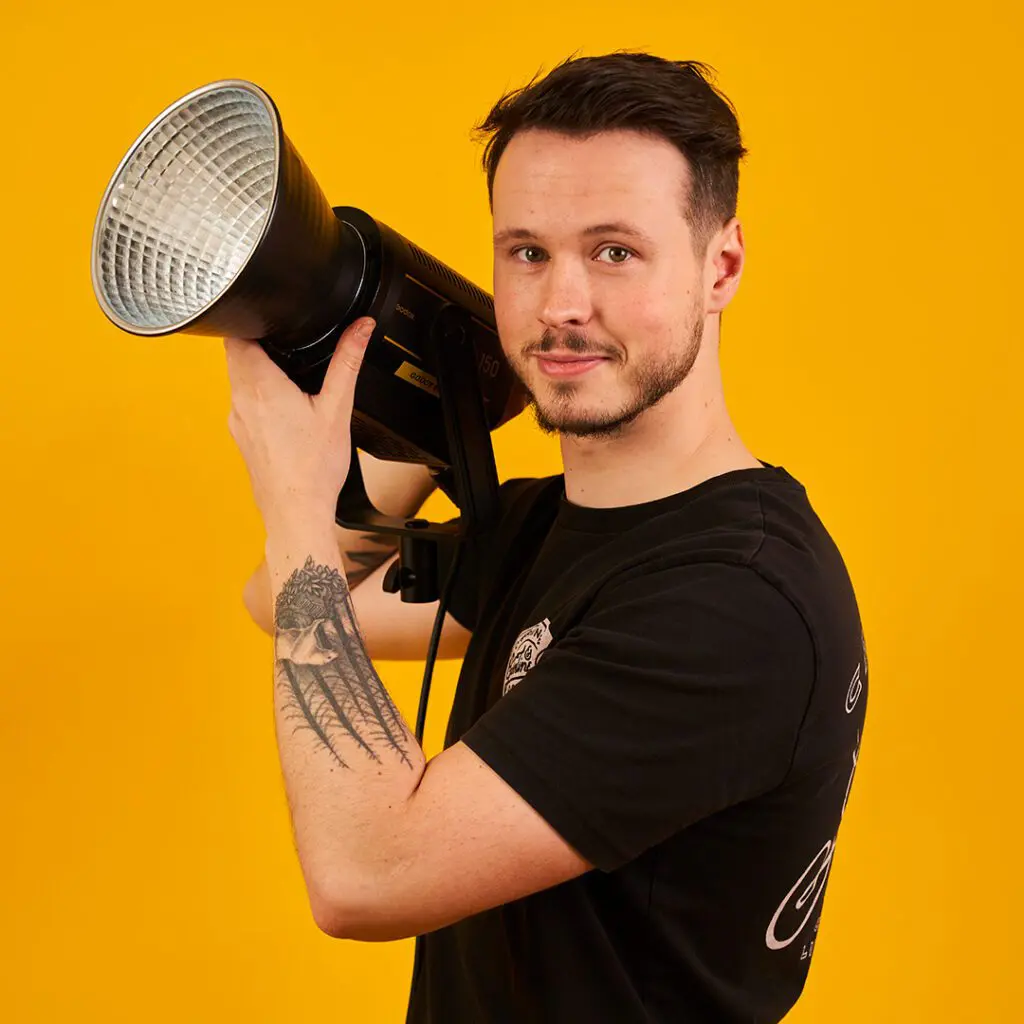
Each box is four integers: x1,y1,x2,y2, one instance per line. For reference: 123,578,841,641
231,52,867,1023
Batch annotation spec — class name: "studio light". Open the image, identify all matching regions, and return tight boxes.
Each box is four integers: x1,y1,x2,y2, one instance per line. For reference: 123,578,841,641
91,79,522,470
91,77,525,581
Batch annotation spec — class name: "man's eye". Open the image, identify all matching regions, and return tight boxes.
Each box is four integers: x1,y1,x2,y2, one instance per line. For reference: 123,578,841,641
512,247,547,263
596,245,633,264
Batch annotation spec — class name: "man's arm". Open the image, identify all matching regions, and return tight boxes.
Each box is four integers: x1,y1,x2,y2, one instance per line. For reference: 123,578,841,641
224,324,575,942
265,529,592,943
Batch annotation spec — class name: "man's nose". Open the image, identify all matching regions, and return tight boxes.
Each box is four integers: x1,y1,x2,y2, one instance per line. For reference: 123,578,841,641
539,259,593,329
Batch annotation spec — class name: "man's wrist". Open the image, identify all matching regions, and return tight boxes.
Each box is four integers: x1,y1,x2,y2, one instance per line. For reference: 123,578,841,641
264,517,345,599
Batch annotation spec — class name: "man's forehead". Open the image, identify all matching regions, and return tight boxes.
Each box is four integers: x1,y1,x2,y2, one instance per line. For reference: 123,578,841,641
491,128,690,234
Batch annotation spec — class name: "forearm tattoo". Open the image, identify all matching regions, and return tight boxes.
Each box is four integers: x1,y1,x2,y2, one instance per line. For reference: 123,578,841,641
344,532,399,588
274,556,413,770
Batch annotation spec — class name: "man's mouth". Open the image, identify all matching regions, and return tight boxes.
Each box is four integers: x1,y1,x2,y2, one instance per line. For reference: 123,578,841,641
533,353,609,378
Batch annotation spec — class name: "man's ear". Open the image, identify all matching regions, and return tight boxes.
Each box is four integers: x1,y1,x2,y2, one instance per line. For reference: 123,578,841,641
704,218,745,314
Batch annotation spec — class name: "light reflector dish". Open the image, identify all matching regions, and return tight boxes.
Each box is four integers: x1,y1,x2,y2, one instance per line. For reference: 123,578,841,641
92,82,281,335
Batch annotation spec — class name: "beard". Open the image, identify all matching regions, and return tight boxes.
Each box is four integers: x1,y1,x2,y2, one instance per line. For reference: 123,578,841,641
513,303,705,441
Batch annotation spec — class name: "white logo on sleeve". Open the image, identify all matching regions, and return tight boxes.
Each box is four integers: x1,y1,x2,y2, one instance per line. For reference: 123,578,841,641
502,617,553,695
765,841,835,952
766,735,860,956
845,662,863,714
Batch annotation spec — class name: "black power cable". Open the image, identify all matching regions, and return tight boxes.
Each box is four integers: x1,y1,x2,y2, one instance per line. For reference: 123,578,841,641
405,535,466,1022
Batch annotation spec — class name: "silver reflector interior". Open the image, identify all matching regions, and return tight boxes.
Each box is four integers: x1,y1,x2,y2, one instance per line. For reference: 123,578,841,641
92,82,280,334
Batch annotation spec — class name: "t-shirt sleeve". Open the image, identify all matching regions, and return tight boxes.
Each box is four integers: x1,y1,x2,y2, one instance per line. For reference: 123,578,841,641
459,562,816,872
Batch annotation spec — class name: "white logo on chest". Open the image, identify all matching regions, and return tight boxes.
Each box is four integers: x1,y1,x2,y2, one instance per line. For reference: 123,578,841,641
502,617,553,695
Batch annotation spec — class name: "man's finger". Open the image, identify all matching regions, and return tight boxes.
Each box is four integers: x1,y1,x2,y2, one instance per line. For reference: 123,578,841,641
320,318,375,409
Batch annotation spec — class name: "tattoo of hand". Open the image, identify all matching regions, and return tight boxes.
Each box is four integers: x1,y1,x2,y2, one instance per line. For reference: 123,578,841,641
274,556,413,770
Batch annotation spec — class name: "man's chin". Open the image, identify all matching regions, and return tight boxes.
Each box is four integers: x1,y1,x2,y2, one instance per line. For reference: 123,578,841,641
530,399,636,440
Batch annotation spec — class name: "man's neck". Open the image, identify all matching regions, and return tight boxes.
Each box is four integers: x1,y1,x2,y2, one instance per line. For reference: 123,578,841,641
558,373,762,510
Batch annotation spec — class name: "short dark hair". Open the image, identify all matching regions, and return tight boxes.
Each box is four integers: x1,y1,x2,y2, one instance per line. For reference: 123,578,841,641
474,51,747,252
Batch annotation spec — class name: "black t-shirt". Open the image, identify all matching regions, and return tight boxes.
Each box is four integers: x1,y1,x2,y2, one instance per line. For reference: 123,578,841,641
407,463,867,1024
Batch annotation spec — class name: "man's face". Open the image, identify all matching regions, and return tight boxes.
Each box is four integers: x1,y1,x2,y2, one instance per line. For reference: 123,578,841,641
491,128,708,439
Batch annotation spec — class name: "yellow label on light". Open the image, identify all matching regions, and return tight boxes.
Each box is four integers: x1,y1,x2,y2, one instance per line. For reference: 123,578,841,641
395,361,439,397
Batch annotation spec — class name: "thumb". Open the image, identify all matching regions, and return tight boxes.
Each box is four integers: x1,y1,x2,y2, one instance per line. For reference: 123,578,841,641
320,317,374,409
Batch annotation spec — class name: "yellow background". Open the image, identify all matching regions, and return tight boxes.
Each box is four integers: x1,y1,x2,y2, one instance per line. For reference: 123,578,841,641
1,1,1020,1020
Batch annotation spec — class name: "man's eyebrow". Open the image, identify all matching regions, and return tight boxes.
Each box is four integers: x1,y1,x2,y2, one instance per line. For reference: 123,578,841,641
493,222,655,247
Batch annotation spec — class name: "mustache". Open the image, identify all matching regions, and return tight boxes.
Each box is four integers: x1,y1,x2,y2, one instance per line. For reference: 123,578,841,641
524,329,619,359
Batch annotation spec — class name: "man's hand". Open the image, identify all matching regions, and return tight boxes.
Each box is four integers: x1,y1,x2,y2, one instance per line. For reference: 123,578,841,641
224,317,375,536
